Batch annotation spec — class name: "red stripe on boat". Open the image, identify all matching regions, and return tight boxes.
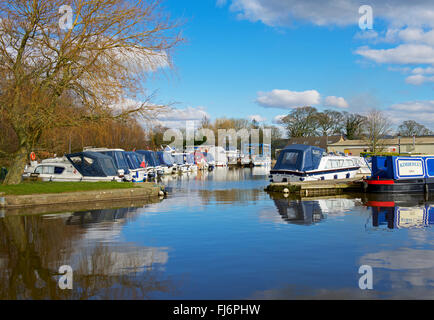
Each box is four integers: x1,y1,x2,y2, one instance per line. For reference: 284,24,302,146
365,179,395,185
366,201,396,207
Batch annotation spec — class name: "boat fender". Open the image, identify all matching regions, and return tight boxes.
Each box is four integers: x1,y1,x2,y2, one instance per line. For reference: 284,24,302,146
283,188,289,194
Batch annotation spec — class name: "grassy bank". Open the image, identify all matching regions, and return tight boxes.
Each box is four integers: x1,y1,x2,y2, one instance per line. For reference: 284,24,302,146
0,181,147,196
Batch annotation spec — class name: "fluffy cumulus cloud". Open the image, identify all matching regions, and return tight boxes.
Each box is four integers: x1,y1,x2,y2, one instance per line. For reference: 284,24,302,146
219,0,434,28
156,106,209,128
256,89,349,110
405,66,434,85
272,114,286,124
356,44,434,65
218,0,434,85
324,96,349,108
256,89,321,109
385,100,434,129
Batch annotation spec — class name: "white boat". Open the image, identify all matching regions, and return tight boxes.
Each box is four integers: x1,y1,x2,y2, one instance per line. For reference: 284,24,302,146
135,150,165,178
23,152,123,182
156,151,177,175
349,156,372,177
226,148,240,165
208,146,228,167
172,153,190,173
269,144,363,183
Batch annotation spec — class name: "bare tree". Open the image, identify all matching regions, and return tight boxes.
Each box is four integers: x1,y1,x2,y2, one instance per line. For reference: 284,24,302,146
0,0,182,184
364,109,392,153
398,120,432,137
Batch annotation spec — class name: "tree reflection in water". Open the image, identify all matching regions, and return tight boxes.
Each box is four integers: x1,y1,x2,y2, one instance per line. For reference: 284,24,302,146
0,206,177,299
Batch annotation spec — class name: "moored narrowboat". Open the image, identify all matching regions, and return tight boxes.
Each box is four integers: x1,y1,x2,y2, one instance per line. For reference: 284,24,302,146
364,155,434,193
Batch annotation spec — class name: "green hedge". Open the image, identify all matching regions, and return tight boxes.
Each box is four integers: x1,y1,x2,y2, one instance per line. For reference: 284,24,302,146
360,152,422,157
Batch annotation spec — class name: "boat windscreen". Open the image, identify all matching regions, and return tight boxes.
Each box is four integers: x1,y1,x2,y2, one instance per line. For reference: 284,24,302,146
274,150,302,170
125,152,140,169
100,151,129,171
151,152,160,166
136,151,157,167
274,145,323,171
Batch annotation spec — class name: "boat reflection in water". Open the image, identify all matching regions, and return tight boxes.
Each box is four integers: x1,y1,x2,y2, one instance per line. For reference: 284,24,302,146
267,193,357,225
363,194,434,229
0,204,176,300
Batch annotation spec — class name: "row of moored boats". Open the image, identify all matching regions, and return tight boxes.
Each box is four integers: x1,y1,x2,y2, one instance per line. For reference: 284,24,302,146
23,146,222,182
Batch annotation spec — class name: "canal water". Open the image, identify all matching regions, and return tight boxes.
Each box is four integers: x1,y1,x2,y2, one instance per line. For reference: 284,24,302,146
1,167,434,299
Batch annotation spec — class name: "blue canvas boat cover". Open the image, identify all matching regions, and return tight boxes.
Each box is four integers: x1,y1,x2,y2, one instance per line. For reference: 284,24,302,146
273,144,324,172
124,152,142,170
157,151,175,166
66,152,118,177
97,150,130,173
136,150,159,167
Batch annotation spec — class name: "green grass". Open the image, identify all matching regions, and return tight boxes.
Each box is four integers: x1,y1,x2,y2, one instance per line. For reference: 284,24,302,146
0,181,145,195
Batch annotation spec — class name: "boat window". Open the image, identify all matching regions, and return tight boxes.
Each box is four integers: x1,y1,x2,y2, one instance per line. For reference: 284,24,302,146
326,160,339,169
54,167,65,174
84,157,94,165
101,159,117,176
283,152,298,165
344,159,354,167
36,165,55,174
338,160,344,167
69,156,82,165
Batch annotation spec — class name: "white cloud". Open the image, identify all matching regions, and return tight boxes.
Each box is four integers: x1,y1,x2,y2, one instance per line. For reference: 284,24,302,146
156,106,210,128
405,74,434,85
386,100,434,129
412,67,434,74
324,96,349,108
256,89,321,109
220,1,434,85
248,114,267,122
272,114,286,124
355,44,434,65
224,0,434,28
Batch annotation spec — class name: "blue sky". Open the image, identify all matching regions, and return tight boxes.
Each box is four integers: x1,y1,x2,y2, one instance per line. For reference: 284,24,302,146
150,0,434,130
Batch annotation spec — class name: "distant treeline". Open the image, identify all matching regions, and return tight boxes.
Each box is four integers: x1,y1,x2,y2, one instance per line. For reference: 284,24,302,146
279,106,433,139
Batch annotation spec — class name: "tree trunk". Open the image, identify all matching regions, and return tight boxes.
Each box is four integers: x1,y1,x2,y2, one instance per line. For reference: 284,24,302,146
2,136,29,185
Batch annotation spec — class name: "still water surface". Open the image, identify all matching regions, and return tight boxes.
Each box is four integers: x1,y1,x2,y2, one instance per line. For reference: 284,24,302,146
1,167,434,299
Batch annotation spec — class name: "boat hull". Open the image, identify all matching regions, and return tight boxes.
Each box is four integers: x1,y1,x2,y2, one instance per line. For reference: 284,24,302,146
364,178,434,193
270,167,360,183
